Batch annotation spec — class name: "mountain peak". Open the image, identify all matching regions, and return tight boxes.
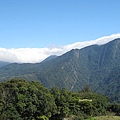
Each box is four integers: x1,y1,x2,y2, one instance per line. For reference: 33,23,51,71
41,55,58,63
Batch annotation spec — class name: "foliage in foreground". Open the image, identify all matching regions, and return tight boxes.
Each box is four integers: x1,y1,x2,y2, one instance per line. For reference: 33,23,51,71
0,79,120,120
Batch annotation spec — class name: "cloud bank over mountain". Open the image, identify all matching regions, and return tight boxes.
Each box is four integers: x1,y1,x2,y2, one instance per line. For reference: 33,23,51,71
0,33,120,63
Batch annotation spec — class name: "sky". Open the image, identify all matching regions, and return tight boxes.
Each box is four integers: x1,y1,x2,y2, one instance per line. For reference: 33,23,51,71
0,0,120,63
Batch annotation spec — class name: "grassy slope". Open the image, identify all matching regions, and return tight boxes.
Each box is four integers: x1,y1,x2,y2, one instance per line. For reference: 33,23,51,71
93,116,120,120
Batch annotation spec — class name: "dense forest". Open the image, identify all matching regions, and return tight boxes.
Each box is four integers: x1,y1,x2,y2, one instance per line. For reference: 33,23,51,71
0,79,120,120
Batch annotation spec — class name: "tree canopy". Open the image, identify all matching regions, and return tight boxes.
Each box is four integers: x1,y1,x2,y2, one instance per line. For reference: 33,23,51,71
0,79,120,120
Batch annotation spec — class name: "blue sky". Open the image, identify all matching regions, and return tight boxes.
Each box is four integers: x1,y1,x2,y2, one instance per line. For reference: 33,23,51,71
0,0,120,48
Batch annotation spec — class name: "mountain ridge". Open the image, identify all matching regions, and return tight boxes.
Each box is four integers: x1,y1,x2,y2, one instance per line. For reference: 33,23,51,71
0,38,120,101
0,34,120,63
41,55,58,63
0,61,11,68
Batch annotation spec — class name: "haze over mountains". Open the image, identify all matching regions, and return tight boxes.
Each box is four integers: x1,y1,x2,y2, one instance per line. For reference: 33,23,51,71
0,33,120,63
0,38,120,102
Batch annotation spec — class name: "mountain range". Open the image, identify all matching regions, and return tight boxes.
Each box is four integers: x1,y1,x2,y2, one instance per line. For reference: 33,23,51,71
0,61,10,68
0,38,120,102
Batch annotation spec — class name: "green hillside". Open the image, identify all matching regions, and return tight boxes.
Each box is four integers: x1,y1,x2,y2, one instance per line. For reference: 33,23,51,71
1,79,120,120
0,39,120,102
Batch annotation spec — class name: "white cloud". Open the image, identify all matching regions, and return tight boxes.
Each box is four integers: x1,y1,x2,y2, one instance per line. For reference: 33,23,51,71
0,33,120,63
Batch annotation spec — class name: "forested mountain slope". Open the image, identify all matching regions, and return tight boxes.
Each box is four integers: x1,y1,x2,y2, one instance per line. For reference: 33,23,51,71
0,61,10,68
1,79,115,120
0,38,120,101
